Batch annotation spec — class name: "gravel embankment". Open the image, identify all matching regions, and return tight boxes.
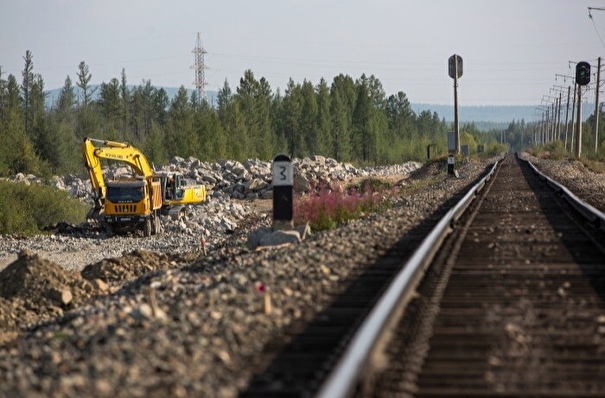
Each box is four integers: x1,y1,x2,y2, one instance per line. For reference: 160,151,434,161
3,153,601,397
520,153,605,212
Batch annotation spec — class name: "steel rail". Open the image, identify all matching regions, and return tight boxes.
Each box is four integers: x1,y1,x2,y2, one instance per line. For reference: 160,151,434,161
525,159,605,231
315,159,501,398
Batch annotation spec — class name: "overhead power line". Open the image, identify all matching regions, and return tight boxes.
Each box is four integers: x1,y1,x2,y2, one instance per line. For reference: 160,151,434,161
589,7,605,47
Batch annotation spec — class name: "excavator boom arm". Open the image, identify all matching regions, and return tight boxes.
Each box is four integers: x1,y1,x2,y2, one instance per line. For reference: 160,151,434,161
82,138,107,202
84,137,155,177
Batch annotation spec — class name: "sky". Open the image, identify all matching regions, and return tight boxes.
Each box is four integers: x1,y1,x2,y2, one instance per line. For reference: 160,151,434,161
2,0,605,108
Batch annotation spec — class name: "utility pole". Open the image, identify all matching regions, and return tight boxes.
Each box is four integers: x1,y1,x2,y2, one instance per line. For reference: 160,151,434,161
564,86,571,149
570,83,577,151
543,111,548,144
550,102,555,142
542,109,550,144
551,85,567,142
554,74,577,147
556,92,562,141
594,56,601,153
540,112,545,145
576,84,583,158
543,95,558,142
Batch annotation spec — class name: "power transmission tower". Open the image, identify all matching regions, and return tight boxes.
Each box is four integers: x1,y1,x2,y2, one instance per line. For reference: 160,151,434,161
192,32,208,103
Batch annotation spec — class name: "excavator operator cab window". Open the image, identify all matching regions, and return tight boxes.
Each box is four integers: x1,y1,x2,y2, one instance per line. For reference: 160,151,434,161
166,176,176,200
175,174,185,199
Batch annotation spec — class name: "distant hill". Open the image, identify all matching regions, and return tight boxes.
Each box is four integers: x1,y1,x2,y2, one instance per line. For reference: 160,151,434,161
413,103,535,124
413,103,596,125
45,87,592,127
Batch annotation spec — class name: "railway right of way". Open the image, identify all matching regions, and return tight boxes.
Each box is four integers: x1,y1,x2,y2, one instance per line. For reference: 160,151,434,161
242,154,605,398
372,154,605,397
1,153,605,398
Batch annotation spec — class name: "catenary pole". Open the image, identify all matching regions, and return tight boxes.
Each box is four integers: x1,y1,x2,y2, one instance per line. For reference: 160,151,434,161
564,86,571,149
594,56,601,153
576,84,583,158
571,83,577,151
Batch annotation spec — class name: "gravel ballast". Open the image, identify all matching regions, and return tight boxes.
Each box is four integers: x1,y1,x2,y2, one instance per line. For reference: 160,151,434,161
1,154,602,397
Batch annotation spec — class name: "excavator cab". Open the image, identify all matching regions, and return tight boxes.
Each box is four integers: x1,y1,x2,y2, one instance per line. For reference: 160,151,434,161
174,174,185,199
163,173,185,200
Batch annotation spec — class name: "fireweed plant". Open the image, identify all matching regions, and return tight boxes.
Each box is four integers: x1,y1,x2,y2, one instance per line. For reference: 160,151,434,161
293,179,391,231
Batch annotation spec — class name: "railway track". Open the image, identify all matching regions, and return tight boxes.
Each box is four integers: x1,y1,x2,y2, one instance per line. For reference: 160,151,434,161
241,154,605,398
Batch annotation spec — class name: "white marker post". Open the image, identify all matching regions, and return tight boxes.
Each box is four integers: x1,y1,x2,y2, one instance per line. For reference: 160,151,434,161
447,131,456,176
272,154,294,231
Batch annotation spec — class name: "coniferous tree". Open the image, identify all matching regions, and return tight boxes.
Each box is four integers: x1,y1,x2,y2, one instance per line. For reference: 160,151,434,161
31,74,47,138
21,51,35,139
282,79,304,158
57,76,76,122
386,92,414,140
190,90,199,111
236,70,261,158
365,75,388,162
3,74,39,174
218,79,247,160
329,89,351,161
217,79,232,127
0,66,6,121
227,101,248,160
331,74,357,120
352,76,375,162
99,78,122,133
368,74,387,110
153,87,169,128
143,121,167,165
30,74,53,168
76,61,95,140
130,84,145,139
270,89,287,154
120,68,130,139
301,80,319,157
315,78,331,157
330,74,356,160
195,107,226,161
384,92,416,162
256,77,273,159
76,61,94,107
165,86,197,158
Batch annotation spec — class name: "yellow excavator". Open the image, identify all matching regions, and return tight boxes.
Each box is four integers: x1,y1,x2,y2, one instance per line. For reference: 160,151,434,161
82,137,207,236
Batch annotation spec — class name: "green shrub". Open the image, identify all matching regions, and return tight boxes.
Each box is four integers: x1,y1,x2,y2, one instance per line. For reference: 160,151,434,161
0,181,89,235
543,140,567,160
347,178,393,194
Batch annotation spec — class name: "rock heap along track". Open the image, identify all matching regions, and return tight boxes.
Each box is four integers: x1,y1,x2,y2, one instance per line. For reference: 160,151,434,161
242,154,605,397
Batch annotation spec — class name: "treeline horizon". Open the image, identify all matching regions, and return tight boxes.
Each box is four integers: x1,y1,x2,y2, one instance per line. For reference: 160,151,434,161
0,50,511,178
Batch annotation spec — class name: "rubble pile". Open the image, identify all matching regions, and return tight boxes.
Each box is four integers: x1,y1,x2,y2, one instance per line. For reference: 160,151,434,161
10,156,421,203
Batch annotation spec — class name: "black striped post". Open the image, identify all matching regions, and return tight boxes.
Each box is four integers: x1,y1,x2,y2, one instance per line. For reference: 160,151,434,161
272,154,293,231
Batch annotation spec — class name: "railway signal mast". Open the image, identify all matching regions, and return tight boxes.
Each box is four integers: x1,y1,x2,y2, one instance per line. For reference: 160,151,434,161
447,54,463,177
575,61,591,158
448,54,463,154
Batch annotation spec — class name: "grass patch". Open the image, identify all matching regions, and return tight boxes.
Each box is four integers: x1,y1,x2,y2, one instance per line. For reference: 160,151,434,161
0,180,89,236
346,177,393,193
293,180,390,231
581,159,605,174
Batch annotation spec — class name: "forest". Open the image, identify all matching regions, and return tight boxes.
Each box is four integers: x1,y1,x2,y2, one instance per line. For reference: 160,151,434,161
1,50,519,178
